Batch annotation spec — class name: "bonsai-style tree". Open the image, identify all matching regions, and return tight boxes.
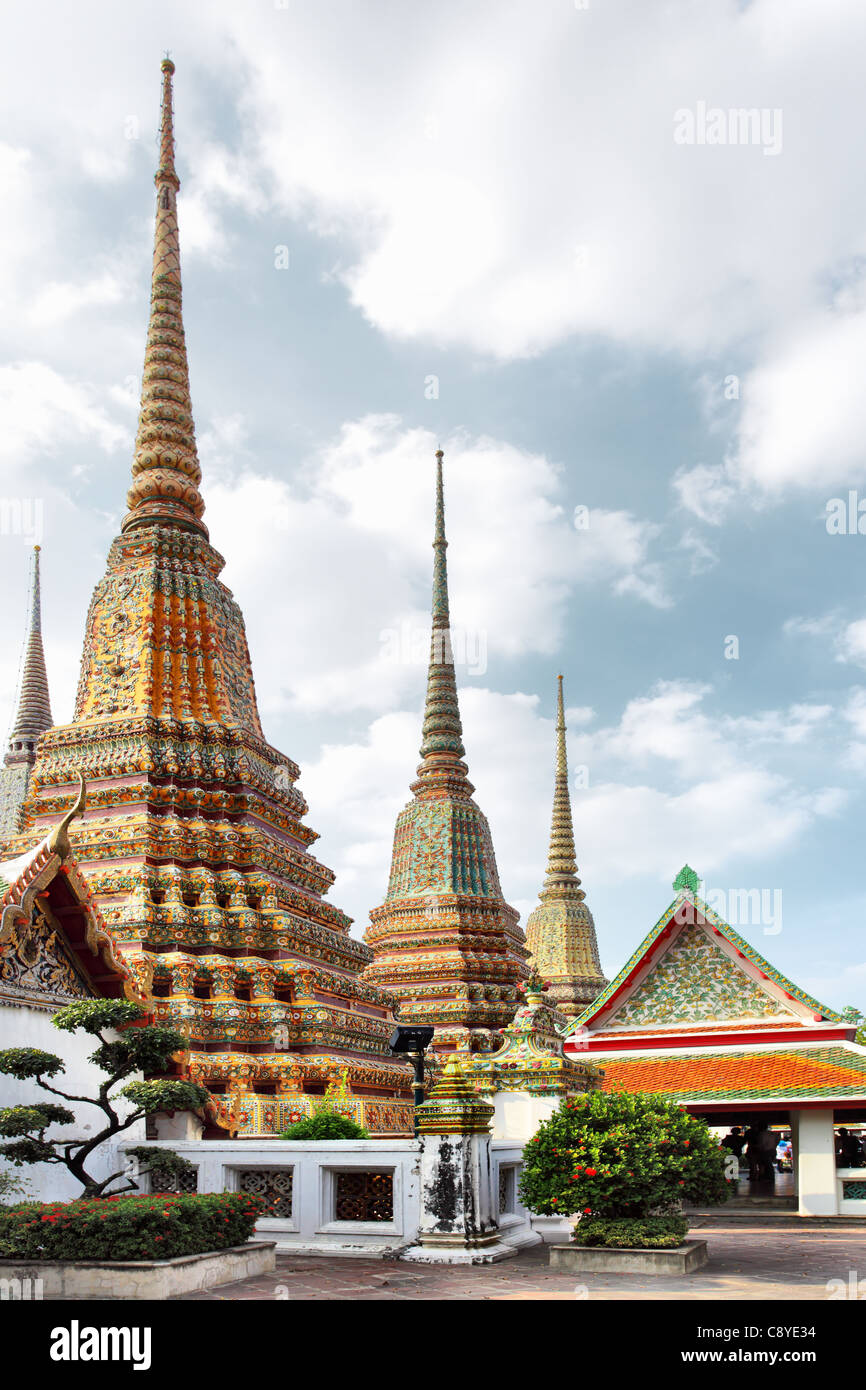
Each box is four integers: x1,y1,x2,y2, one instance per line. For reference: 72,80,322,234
0,1000,210,1199
518,1088,731,1248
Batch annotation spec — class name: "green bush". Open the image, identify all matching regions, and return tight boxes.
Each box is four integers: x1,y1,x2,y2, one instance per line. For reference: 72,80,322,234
572,1214,688,1248
0,1191,267,1262
278,1111,367,1141
518,1089,731,1225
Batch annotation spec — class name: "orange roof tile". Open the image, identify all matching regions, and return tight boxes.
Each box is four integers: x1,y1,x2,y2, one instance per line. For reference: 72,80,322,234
601,1047,866,1100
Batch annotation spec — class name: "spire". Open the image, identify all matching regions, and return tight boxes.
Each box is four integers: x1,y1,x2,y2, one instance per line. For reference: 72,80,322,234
5,546,53,766
415,449,470,789
122,58,207,539
540,674,584,901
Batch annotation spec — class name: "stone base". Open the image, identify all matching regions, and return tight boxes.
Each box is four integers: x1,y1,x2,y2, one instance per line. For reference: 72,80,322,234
549,1239,709,1276
531,1214,575,1244
0,1241,276,1300
401,1238,518,1265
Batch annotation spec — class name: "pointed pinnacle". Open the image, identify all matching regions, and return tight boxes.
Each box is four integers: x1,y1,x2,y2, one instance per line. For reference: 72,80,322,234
122,58,207,540
415,448,469,785
541,674,584,900
6,547,53,762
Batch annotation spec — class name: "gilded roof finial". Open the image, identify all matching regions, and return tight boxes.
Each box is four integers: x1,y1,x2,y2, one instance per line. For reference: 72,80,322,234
415,448,469,786
5,546,53,766
122,58,208,540
673,864,700,895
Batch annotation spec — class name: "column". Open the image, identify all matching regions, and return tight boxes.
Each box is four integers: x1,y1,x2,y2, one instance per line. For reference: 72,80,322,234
792,1107,838,1217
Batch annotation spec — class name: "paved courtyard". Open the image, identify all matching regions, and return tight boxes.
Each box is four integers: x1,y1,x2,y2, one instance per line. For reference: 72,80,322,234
175,1219,866,1301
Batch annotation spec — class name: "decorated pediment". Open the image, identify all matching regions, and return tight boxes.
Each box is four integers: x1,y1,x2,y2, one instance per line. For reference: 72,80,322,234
605,920,803,1031
0,912,94,1010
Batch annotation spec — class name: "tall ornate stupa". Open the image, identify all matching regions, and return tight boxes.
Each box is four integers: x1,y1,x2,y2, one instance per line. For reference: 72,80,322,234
364,450,528,1052
525,674,606,1015
0,547,54,839
9,60,413,1136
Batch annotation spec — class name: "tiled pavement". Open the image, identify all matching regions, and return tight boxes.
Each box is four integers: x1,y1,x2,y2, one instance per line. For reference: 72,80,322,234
174,1220,866,1301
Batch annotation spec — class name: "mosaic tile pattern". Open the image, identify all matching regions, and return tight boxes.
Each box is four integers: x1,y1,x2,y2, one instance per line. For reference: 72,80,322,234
612,921,791,1028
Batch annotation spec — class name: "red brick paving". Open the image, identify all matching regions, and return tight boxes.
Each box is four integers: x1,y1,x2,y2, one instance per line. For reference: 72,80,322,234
173,1220,866,1301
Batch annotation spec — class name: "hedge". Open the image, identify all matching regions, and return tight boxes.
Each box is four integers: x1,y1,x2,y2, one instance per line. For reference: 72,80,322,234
0,1192,268,1262
572,1214,689,1249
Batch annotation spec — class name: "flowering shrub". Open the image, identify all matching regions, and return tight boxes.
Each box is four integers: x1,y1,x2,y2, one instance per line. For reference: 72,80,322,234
518,1090,730,1238
0,1191,267,1261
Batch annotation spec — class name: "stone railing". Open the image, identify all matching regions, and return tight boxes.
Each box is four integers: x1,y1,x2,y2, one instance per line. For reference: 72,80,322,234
837,1167,866,1215
118,1137,538,1258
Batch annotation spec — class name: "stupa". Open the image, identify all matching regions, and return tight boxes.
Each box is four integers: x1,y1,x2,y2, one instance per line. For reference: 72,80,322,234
364,449,528,1052
0,547,54,839
524,674,607,1014
8,60,412,1137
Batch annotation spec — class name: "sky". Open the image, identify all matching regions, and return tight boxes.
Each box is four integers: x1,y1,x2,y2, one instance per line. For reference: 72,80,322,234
1,0,865,1013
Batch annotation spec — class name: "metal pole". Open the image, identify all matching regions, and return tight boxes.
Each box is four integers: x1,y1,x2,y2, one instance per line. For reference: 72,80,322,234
412,1050,425,1137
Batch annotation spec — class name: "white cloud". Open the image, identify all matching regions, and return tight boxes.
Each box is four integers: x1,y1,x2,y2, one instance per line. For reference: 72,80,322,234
207,414,671,716
0,363,129,468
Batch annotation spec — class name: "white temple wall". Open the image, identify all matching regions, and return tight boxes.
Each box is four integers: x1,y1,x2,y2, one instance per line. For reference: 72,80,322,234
120,1137,536,1258
490,1090,560,1141
0,1005,144,1203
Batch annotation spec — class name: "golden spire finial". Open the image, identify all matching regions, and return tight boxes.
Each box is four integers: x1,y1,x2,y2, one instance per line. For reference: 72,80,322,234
414,448,470,788
121,58,208,540
5,546,53,766
541,673,584,901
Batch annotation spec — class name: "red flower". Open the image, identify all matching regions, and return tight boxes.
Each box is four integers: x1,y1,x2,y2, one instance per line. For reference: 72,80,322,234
584,1167,597,1177
584,1207,592,1214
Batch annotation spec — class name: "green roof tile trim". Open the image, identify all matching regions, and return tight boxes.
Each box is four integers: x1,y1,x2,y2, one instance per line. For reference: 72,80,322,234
567,888,846,1033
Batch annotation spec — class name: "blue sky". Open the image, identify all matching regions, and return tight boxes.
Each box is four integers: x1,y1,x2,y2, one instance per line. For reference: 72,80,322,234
1,0,865,1011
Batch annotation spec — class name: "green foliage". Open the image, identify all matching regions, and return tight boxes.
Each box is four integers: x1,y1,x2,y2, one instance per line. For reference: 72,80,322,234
278,1111,368,1141
572,1214,688,1248
124,1146,195,1181
89,1026,190,1080
0,1192,267,1261
518,1089,731,1222
0,1103,74,1137
0,1048,64,1080
0,1168,31,1204
51,1000,146,1034
121,1079,210,1115
843,1007,866,1047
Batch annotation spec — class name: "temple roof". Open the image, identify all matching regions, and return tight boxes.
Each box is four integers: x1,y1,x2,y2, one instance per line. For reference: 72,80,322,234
0,782,135,1007
599,1044,866,1103
567,868,846,1042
